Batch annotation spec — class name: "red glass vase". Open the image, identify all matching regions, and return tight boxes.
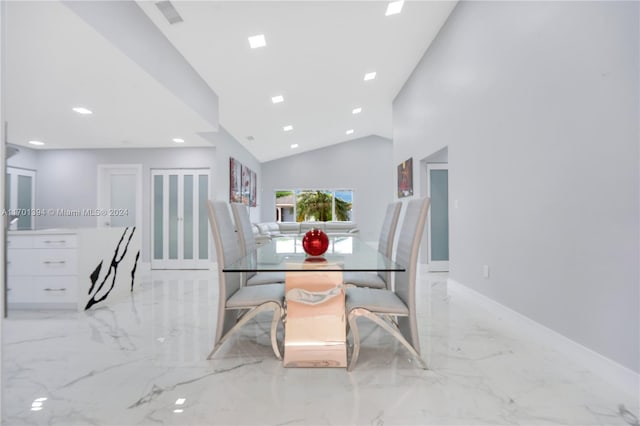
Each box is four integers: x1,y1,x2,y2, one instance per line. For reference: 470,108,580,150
302,228,329,256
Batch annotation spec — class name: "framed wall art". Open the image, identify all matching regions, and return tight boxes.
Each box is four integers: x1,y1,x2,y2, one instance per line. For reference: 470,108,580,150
229,157,242,203
397,157,413,198
229,157,257,206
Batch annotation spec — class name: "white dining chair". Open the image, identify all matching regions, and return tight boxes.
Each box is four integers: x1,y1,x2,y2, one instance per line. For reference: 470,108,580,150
343,201,402,289
345,197,430,371
230,203,286,286
207,200,284,360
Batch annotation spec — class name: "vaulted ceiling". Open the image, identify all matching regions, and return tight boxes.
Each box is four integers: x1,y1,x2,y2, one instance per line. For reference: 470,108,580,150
5,1,456,162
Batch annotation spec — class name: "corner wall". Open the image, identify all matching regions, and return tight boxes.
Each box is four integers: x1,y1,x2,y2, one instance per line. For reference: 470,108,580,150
393,1,639,372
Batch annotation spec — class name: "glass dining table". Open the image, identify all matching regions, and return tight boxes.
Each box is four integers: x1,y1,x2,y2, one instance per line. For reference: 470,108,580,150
223,235,405,368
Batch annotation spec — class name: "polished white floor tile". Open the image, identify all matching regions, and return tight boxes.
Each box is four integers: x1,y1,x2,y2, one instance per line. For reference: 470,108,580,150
2,269,638,425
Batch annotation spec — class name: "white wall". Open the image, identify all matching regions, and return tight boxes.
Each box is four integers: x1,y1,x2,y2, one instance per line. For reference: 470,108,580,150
26,147,217,263
6,124,262,262
261,135,394,241
1,7,5,417
393,1,639,372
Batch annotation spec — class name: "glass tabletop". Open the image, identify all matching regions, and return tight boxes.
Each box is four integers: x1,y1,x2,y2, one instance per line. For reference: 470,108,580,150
223,236,405,272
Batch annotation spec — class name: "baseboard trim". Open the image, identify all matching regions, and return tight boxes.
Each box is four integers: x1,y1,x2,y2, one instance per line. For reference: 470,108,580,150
447,278,639,397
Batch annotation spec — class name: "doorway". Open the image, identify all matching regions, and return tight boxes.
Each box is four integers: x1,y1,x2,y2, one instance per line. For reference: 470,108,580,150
97,164,142,229
420,148,450,271
151,168,210,269
427,163,449,271
6,167,36,230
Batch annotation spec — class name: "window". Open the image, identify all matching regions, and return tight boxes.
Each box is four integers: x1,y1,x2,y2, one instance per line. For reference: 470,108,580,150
275,189,353,222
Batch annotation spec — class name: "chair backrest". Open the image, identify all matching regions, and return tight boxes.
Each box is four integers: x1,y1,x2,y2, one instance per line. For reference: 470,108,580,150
230,203,256,255
376,202,402,286
378,202,402,258
207,201,243,342
230,203,258,282
393,197,430,351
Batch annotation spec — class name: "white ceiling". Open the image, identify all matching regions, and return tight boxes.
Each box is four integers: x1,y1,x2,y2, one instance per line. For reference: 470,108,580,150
5,1,215,151
5,1,456,162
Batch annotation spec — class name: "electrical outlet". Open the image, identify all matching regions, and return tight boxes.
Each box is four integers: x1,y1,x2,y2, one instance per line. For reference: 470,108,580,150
483,265,490,279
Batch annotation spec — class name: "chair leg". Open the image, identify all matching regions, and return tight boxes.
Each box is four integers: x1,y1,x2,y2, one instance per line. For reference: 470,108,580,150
348,309,427,370
365,311,427,369
269,306,282,360
346,308,365,372
207,302,281,360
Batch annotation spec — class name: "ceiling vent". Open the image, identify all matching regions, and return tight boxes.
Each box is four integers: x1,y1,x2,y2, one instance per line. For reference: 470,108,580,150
155,1,184,25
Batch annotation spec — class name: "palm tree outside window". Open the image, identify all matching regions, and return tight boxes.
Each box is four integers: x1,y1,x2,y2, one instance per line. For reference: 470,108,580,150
275,189,353,222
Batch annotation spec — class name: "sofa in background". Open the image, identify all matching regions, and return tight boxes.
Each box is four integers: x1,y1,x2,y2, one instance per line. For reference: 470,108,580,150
253,221,359,244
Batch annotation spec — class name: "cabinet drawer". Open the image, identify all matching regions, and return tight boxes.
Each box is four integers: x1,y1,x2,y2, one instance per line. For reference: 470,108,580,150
7,236,34,249
33,235,77,249
32,276,78,304
6,276,35,304
37,249,78,275
7,249,34,276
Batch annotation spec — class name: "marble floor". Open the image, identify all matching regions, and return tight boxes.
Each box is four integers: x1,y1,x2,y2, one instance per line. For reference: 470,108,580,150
2,268,638,426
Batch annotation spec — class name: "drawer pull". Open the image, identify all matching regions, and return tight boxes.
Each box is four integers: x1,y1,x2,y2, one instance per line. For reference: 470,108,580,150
43,260,66,265
43,288,67,292
44,240,67,244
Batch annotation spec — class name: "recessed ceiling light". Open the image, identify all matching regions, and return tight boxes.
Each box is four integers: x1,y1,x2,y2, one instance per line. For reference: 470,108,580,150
385,0,404,16
346,129,354,135
352,107,362,114
28,140,45,146
291,144,299,149
173,409,184,414
172,138,185,143
271,95,284,104
72,107,93,115
248,34,266,49
364,72,377,81
283,125,293,132
175,398,186,405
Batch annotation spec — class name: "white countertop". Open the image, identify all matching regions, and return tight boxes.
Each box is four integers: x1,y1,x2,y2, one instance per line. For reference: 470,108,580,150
8,228,77,236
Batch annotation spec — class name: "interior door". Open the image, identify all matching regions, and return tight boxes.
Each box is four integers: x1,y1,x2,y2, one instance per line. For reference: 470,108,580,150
97,164,142,228
427,164,449,271
151,169,210,269
6,167,36,230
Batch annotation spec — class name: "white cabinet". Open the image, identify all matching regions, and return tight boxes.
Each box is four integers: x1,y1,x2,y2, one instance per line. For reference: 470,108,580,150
7,232,78,309
7,228,141,312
